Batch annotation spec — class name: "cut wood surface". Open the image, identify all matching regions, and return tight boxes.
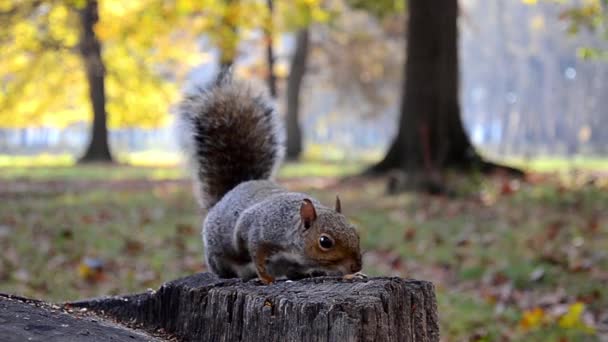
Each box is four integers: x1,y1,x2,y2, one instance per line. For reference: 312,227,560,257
69,273,439,342
0,294,161,342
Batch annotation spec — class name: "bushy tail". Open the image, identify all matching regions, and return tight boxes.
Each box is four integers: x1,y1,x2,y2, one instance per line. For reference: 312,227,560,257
177,76,284,209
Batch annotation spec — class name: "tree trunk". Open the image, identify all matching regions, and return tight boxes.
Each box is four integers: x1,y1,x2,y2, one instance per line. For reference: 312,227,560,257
78,0,113,163
67,273,440,342
285,28,309,160
265,0,277,98
369,0,521,182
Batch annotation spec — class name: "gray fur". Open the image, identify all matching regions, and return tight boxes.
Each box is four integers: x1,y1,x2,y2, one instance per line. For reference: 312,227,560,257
205,180,360,280
177,76,284,209
178,77,361,281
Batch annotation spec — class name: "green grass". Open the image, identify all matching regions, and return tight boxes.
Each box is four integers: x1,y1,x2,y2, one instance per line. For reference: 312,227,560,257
0,151,180,168
3,153,607,172
0,164,184,181
0,154,75,167
280,160,364,178
504,156,608,172
0,162,606,341
0,159,364,181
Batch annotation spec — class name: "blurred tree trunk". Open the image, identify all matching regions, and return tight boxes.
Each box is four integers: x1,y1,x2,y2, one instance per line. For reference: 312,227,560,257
285,28,309,160
78,0,113,163
369,0,519,187
265,0,277,98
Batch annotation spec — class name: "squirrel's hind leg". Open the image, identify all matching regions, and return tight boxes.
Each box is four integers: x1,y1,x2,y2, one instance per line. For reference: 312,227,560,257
206,254,239,279
253,242,285,284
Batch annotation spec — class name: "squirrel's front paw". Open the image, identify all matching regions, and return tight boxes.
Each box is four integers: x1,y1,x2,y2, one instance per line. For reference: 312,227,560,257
257,274,275,285
343,272,368,280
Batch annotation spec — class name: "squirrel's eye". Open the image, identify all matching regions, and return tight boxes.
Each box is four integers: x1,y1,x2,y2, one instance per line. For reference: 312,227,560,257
319,235,334,250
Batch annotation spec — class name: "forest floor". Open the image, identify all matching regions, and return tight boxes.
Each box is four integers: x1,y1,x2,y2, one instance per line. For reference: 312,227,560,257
0,161,606,341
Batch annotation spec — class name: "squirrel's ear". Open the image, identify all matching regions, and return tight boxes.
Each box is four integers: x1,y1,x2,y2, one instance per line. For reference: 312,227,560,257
335,195,342,213
300,199,317,229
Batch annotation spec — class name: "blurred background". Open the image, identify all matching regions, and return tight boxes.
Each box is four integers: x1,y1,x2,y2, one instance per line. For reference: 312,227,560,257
0,0,607,341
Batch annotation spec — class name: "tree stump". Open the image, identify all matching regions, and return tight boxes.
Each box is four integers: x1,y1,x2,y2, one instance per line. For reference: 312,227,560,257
68,273,439,342
0,294,161,342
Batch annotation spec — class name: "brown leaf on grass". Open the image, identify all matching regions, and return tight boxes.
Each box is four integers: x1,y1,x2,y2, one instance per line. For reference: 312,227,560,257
539,251,567,267
586,215,600,234
81,215,95,224
576,289,601,305
389,254,403,270
545,220,563,241
176,223,196,236
403,227,416,241
500,179,520,196
123,239,144,256
490,271,510,286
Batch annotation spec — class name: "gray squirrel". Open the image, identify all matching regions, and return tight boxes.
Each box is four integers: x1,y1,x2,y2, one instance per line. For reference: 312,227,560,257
177,75,362,284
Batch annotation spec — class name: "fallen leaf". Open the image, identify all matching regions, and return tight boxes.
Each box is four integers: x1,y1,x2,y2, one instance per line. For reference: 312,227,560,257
403,227,416,242
78,257,105,283
520,307,545,330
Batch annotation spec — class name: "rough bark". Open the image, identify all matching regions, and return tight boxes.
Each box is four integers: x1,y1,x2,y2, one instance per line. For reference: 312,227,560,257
265,0,277,98
0,294,161,342
78,0,113,163
368,0,522,180
68,273,439,342
285,28,309,160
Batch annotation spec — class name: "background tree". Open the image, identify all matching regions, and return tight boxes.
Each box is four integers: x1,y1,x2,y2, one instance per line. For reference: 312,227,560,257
273,0,329,160
265,0,277,98
285,28,309,159
0,0,271,161
0,0,204,162
361,0,520,192
78,0,111,162
371,0,476,172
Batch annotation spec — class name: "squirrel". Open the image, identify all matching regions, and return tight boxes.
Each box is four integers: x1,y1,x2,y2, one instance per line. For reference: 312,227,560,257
177,74,362,284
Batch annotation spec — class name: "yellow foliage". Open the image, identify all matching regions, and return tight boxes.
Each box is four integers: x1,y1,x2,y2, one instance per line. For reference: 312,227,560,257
0,0,205,129
558,302,595,333
0,0,13,11
277,0,331,31
48,5,79,47
558,302,584,328
521,0,538,5
519,303,596,334
0,0,328,129
519,307,545,330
